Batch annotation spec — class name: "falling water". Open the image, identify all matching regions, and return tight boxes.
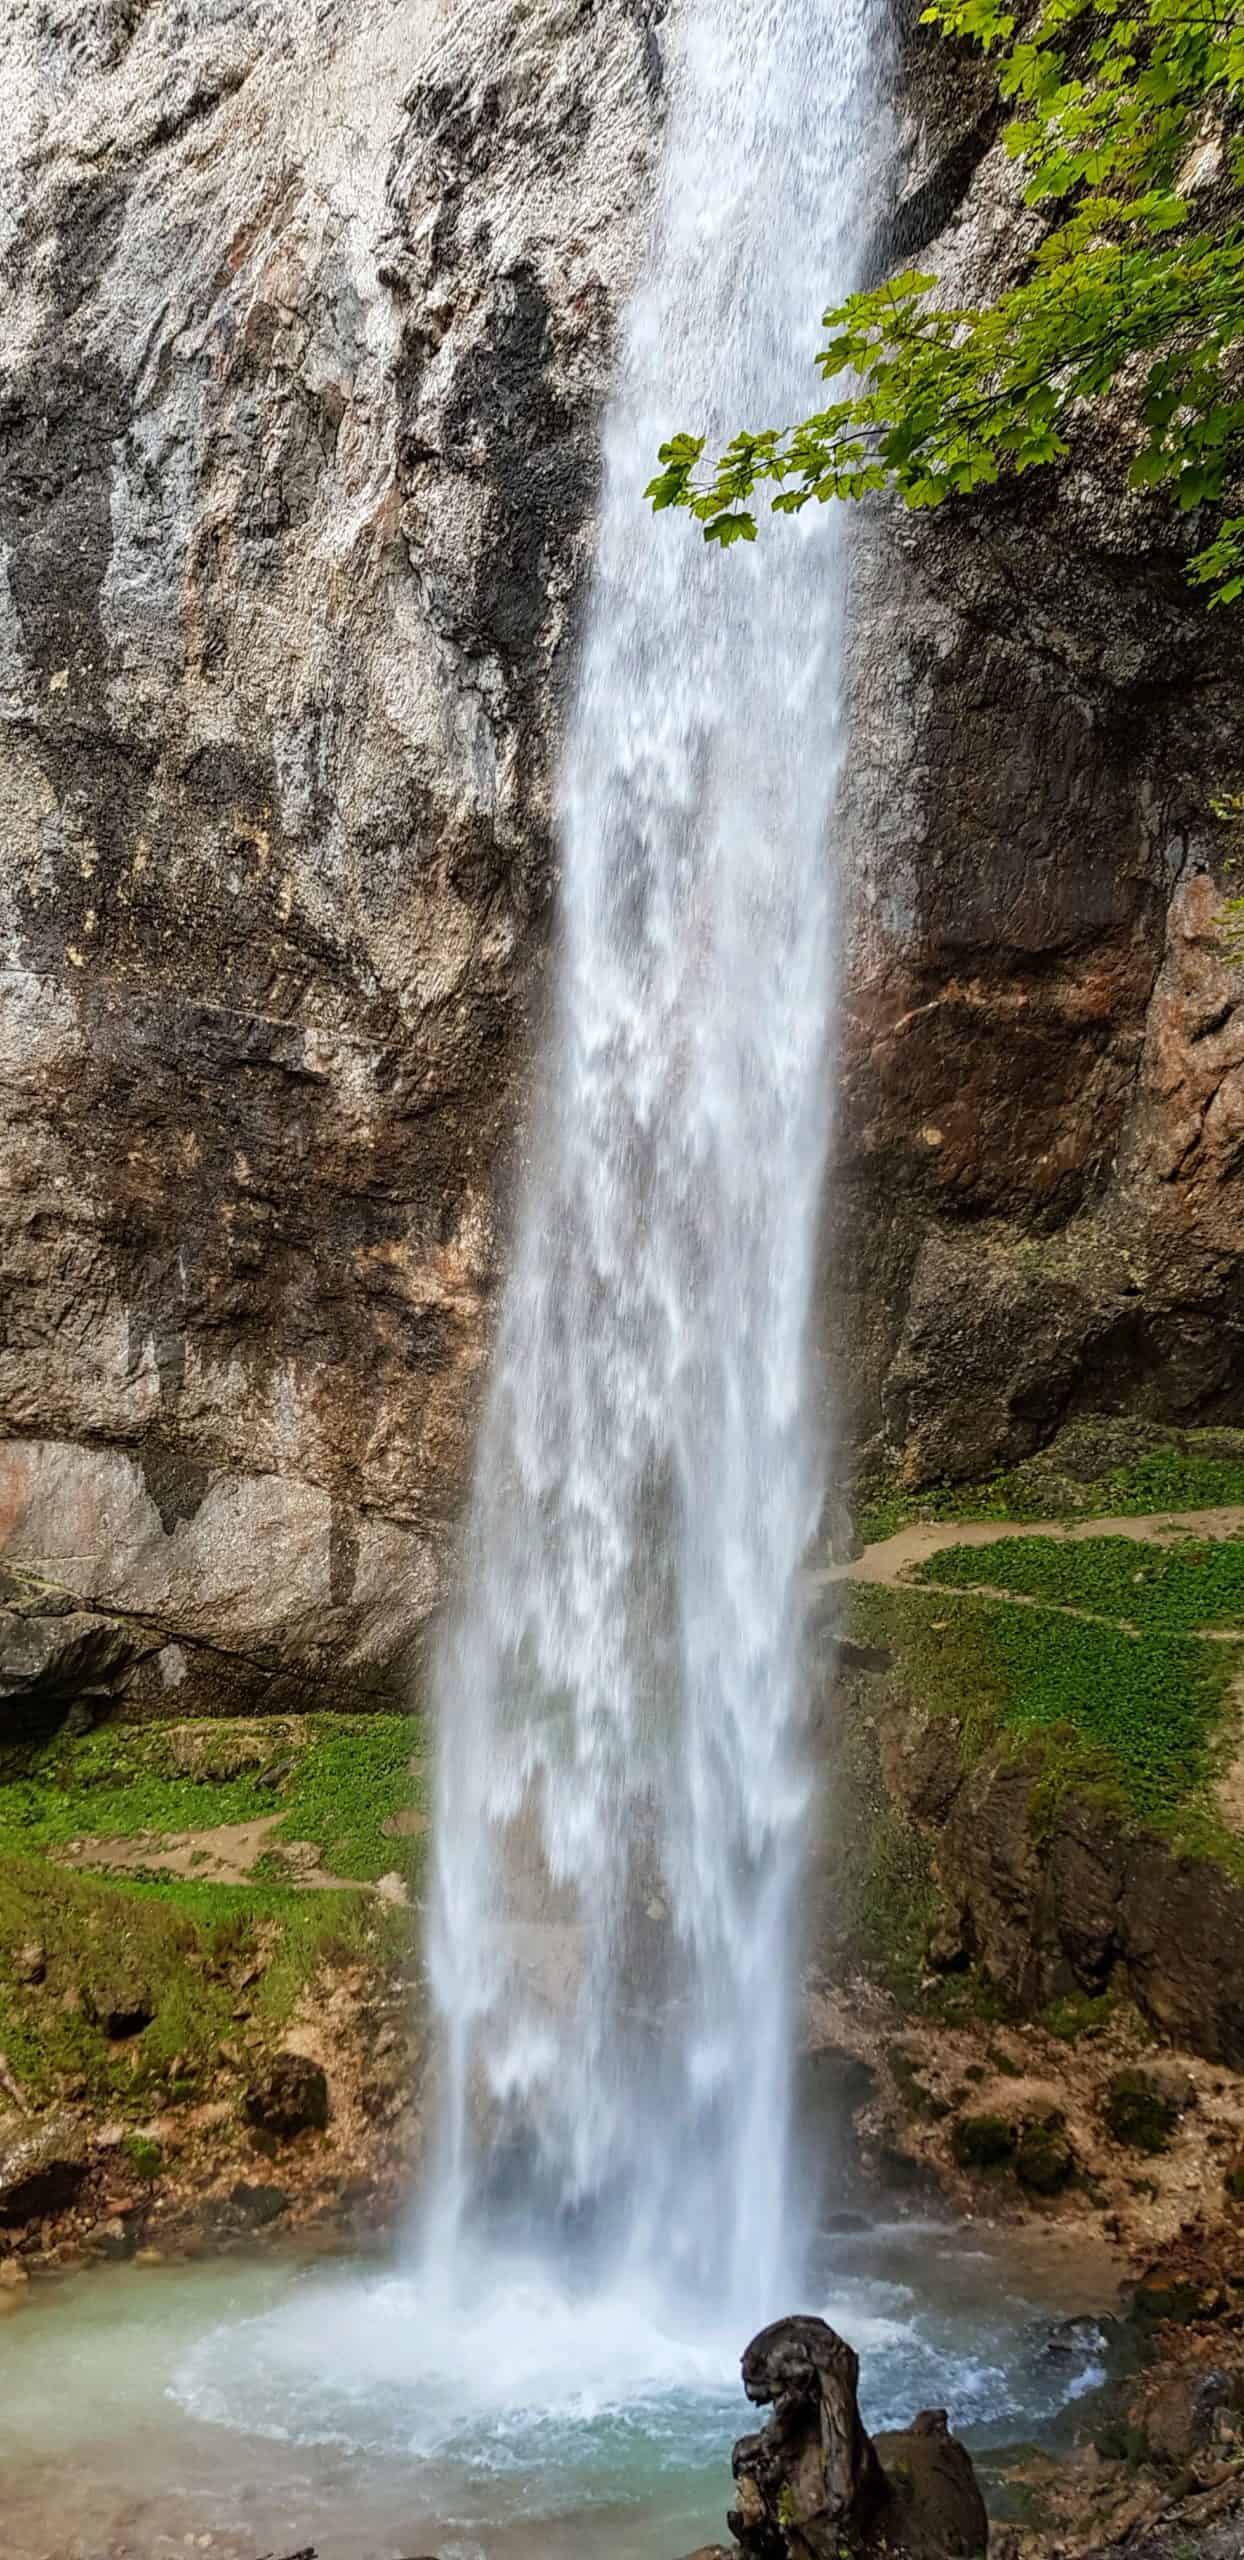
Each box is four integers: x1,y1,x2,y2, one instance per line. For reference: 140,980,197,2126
425,0,885,2326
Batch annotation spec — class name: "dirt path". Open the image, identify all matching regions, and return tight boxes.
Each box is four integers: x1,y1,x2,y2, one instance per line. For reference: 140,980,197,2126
55,1815,411,1902
823,1503,1244,1590
811,1503,1244,1646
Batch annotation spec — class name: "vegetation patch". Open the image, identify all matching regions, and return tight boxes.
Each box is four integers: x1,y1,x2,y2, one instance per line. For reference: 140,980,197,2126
914,1532,1244,1636
0,1713,427,1892
952,2111,1017,2170
1014,2112,1075,2196
0,1849,403,2113
1039,1990,1118,2043
1102,2069,1183,2156
0,1712,425,2117
841,1577,1231,1833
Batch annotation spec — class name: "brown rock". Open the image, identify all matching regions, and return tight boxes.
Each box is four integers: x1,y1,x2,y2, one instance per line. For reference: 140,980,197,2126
0,2115,89,2225
1139,2369,1233,2467
871,2411,991,2559
244,2053,330,2143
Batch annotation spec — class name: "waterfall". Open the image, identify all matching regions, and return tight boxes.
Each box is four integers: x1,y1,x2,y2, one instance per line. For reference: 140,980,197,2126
424,0,884,2326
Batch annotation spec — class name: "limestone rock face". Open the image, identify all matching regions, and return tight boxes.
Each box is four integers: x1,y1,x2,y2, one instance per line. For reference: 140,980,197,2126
836,25,1244,1486
0,0,661,1709
1,0,1241,1711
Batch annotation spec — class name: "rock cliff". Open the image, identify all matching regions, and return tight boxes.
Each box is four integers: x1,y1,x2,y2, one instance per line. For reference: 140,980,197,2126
838,16,1244,1490
1,0,660,1712
2,0,1241,1711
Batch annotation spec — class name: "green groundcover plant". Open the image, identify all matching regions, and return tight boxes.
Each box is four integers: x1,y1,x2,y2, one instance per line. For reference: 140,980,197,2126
648,0,1244,602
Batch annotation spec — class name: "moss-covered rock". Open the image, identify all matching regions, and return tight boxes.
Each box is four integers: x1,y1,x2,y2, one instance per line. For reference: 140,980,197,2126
951,2110,1017,2170
1102,2068,1184,2155
1014,2112,1075,2195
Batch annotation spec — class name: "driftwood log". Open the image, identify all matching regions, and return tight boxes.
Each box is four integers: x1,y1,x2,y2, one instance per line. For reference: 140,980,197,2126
726,2315,989,2560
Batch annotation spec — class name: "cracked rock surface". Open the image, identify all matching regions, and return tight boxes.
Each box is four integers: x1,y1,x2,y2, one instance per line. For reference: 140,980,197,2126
1,0,660,1712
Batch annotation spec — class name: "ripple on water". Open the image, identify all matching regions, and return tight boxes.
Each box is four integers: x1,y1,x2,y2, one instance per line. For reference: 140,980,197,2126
0,2226,1112,2559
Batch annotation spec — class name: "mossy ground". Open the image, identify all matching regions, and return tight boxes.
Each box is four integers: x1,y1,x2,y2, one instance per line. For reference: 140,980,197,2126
828,1431,1244,2009
0,1714,425,2114
842,1534,1244,1870
0,1713,426,1879
914,1531,1244,1634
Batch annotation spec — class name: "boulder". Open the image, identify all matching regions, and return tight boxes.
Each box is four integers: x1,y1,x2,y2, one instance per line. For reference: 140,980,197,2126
1129,2266,1212,2329
0,2115,89,2225
951,2111,1016,2171
1101,2067,1186,2155
0,1593,144,1736
1013,2112,1076,2196
228,2181,290,2227
727,2314,987,2560
1139,2368,1233,2466
83,2215,134,2261
244,2053,330,2142
870,2413,991,2559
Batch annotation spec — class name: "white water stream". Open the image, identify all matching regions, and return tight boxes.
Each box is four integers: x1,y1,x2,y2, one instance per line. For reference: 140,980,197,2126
423,0,886,2327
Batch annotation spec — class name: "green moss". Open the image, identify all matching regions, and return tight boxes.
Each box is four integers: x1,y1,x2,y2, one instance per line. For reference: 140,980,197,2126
0,1708,425,2125
1039,1989,1117,2042
840,1576,1231,1830
0,1851,398,2113
275,1717,426,1885
1014,2112,1075,2194
1102,2069,1181,2155
0,1713,427,1892
915,1531,1244,1635
0,1722,279,1843
123,2133,162,2180
952,2110,1017,2169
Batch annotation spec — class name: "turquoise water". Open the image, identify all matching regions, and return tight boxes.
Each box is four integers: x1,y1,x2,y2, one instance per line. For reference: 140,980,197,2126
0,2218,1112,2560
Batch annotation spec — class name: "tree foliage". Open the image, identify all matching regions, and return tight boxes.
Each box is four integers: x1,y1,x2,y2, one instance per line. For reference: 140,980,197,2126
647,0,1244,600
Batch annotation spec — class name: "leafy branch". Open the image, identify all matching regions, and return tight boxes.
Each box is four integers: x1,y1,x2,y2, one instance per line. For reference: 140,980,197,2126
648,0,1244,600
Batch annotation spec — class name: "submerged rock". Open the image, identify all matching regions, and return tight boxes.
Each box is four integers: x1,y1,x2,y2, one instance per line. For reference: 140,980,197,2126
726,2313,988,2560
